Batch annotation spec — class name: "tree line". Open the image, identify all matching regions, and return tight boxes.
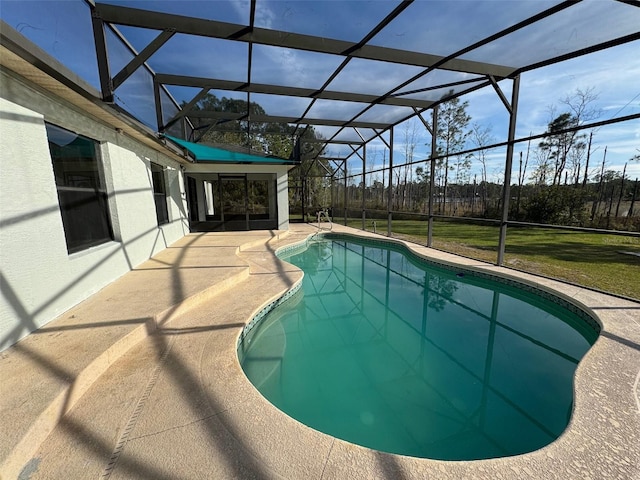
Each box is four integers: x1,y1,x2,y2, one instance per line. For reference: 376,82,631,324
339,88,638,232
182,93,334,215
182,91,638,231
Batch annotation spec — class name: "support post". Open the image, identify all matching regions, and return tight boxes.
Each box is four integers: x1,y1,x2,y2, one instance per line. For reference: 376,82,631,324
627,178,638,220
428,105,438,247
344,162,348,226
497,75,520,265
387,127,394,236
153,79,163,132
330,175,335,221
244,174,249,230
91,10,113,102
362,144,366,230
301,177,306,222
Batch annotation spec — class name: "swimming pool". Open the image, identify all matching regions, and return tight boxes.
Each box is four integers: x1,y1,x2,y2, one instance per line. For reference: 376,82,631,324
238,234,600,460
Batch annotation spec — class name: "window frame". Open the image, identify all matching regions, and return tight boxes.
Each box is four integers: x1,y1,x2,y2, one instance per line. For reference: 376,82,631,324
45,122,114,254
150,162,170,226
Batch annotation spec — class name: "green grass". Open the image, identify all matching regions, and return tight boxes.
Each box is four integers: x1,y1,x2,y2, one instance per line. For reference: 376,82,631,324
503,227,640,299
333,216,640,299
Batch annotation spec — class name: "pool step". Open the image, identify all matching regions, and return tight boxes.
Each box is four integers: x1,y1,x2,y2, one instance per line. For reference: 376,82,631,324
17,233,306,479
0,232,280,480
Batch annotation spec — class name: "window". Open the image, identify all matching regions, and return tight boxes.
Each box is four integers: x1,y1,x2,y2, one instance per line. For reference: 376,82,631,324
46,123,114,253
150,162,169,225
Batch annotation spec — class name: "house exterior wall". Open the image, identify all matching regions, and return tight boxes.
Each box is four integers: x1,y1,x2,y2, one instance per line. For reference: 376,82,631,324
276,170,289,230
0,72,190,351
185,163,291,230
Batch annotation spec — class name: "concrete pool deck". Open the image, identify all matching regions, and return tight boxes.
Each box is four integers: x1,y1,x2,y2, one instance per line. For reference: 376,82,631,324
1,224,638,479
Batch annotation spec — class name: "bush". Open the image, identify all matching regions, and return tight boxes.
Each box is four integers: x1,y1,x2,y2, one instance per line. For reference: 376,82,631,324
522,186,589,226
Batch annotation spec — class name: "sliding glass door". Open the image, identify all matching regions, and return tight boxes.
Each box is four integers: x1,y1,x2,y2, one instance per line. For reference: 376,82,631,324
189,174,278,231
221,176,248,230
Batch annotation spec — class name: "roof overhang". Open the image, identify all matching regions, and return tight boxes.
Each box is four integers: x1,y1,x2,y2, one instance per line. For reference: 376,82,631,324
0,20,192,165
163,135,297,165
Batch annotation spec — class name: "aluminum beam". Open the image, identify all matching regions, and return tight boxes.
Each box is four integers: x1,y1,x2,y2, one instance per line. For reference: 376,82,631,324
184,111,391,129
497,75,520,266
90,12,112,101
164,87,210,129
155,74,435,110
427,106,438,246
0,20,100,100
304,138,364,145
387,126,394,236
112,29,175,90
93,2,516,78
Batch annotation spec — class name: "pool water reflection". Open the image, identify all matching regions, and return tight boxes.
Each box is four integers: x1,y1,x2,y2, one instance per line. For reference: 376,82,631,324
239,238,598,460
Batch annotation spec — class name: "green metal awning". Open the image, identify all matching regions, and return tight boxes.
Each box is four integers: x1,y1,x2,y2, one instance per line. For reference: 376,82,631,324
163,135,296,165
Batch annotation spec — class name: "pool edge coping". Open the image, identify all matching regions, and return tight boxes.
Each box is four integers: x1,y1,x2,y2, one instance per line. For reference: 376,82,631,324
234,225,640,479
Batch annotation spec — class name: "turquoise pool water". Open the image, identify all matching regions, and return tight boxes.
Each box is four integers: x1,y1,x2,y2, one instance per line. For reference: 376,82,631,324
238,236,599,460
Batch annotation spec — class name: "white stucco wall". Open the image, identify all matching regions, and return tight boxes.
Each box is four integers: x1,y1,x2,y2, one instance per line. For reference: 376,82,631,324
0,73,189,351
276,170,290,230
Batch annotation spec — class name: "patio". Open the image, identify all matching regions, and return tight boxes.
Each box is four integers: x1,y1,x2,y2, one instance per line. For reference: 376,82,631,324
1,1,639,478
1,226,638,479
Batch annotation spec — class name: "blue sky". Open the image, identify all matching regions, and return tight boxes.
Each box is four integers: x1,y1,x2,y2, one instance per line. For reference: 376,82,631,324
1,0,638,181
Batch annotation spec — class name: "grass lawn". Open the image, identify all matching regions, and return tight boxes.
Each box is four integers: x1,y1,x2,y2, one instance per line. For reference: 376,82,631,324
335,217,640,300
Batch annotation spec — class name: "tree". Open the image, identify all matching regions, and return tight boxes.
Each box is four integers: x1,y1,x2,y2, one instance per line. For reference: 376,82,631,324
397,120,420,210
289,131,333,215
183,93,333,215
433,92,471,214
539,112,582,186
538,88,601,187
186,94,265,149
532,142,553,186
514,137,532,217
627,154,639,222
590,146,608,222
561,87,601,125
469,123,494,214
184,93,301,158
415,165,430,213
